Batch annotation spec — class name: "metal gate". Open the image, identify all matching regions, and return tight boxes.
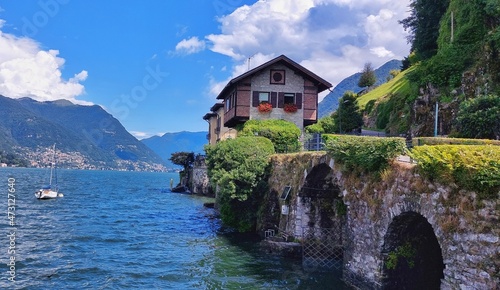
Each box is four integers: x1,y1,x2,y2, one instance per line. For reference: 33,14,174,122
302,221,344,270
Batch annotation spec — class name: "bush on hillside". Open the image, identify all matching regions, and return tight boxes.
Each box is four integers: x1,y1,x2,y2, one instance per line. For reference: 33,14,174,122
454,94,500,139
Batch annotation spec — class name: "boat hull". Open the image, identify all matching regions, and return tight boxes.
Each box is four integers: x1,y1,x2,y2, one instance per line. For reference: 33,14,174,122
35,189,58,199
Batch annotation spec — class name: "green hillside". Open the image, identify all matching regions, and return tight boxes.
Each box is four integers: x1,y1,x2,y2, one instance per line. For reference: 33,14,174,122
357,66,415,109
354,0,499,138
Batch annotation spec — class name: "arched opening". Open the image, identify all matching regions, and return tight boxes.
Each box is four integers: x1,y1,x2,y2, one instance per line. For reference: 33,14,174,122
300,163,343,228
300,163,345,271
381,211,444,289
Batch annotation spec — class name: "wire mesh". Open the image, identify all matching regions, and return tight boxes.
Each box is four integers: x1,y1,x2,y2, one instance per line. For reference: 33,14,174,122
302,225,344,271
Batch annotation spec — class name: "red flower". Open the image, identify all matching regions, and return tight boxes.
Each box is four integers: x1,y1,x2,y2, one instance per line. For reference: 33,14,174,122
284,103,298,113
258,102,273,113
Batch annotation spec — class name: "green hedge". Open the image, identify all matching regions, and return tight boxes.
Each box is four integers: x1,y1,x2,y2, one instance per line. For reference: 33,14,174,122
323,135,406,172
410,145,500,198
238,119,302,153
413,137,500,146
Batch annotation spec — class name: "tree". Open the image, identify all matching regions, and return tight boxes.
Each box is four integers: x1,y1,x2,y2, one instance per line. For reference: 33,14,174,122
455,94,500,139
169,152,195,183
333,92,364,134
305,115,336,134
358,63,376,89
205,136,275,232
399,0,450,60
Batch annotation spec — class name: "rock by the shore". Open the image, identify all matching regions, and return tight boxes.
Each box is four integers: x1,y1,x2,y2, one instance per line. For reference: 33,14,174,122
260,239,302,259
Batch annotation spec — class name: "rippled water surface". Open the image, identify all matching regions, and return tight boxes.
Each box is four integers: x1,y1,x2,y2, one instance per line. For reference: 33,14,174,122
0,168,345,289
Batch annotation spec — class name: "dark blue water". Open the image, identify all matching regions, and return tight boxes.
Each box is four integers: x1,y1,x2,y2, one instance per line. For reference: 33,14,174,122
0,168,345,289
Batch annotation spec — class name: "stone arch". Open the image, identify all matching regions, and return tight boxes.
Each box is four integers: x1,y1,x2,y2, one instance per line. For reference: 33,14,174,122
300,163,343,228
381,211,444,289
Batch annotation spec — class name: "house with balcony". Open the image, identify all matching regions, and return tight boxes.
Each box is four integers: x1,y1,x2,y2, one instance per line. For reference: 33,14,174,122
203,102,237,145
204,54,332,145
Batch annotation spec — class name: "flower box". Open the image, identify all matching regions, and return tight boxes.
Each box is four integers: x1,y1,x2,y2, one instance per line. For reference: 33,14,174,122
258,102,273,113
284,103,298,113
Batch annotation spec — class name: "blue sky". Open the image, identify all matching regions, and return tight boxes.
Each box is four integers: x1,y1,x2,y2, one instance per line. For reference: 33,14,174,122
0,0,410,139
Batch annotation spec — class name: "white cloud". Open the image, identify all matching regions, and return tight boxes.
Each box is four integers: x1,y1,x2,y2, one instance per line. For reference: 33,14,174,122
204,0,411,101
0,21,90,105
175,36,206,54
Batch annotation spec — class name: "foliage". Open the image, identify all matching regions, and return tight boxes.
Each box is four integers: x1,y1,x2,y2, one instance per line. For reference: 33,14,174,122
333,92,364,134
407,0,490,88
357,66,415,109
323,135,406,172
412,136,500,146
358,63,377,88
0,151,28,167
409,145,500,198
400,0,450,60
169,152,195,170
258,102,272,113
304,121,324,134
455,94,500,139
305,115,336,134
239,119,301,153
318,59,402,119
386,242,416,270
389,69,401,79
205,136,275,232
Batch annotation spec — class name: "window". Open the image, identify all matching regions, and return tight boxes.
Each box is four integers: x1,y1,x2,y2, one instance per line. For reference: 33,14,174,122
225,91,236,112
225,96,231,111
284,93,295,104
259,92,270,102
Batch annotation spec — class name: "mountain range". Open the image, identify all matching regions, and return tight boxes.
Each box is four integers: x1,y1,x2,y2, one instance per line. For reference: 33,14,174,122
140,131,208,168
0,95,165,171
318,59,402,118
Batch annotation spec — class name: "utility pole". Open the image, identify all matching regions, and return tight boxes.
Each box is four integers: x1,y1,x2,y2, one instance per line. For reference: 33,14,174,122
450,11,454,43
434,102,439,137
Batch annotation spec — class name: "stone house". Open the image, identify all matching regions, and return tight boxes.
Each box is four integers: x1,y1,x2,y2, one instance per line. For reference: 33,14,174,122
203,54,332,145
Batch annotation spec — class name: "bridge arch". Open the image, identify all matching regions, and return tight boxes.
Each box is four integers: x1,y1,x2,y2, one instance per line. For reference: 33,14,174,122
381,211,444,289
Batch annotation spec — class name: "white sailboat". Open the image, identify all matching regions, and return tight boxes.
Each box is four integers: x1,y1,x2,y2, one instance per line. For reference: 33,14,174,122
35,144,62,199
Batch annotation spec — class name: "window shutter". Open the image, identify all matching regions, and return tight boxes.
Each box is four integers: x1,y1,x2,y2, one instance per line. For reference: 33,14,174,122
278,92,284,108
252,91,259,107
296,93,302,109
271,92,277,108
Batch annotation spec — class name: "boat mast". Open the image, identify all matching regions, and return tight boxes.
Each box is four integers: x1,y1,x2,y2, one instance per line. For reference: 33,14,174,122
49,144,56,186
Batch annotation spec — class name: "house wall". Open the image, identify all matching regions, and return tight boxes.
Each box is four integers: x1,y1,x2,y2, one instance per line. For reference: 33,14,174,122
216,106,237,141
250,64,311,131
303,80,318,124
207,116,217,145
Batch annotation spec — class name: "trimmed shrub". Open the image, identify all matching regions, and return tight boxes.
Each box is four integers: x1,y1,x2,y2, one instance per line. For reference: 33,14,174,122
323,135,406,172
413,137,500,146
410,145,500,198
239,119,301,153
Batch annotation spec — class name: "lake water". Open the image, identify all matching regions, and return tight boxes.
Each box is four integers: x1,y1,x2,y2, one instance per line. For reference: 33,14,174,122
0,168,346,289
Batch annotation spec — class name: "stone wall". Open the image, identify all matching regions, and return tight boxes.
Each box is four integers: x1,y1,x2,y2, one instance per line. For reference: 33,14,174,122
340,163,499,289
261,152,499,289
189,156,213,196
